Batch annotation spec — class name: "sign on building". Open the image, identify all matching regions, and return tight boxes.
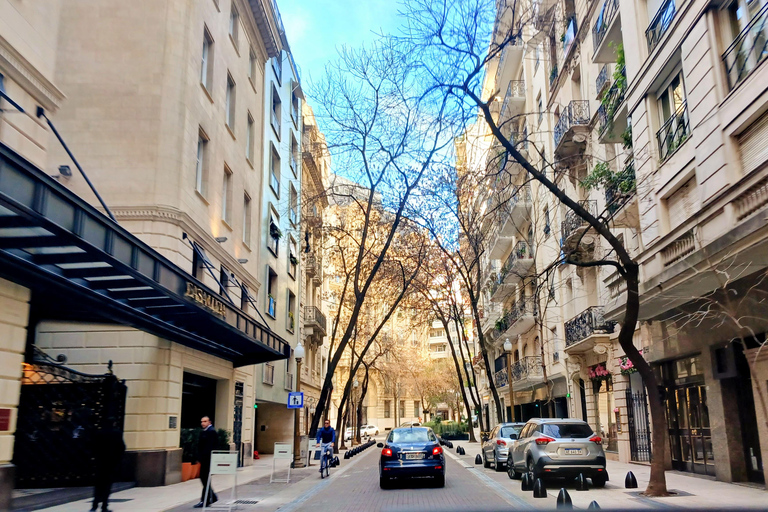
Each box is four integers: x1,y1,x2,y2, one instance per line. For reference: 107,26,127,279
287,392,303,409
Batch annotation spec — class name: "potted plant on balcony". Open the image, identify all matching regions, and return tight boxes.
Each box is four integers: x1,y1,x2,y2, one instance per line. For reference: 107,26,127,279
288,310,295,331
589,363,611,392
269,223,283,240
619,356,637,375
289,253,299,266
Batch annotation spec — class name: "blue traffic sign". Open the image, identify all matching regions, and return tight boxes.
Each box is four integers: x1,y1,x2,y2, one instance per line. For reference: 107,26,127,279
288,392,304,409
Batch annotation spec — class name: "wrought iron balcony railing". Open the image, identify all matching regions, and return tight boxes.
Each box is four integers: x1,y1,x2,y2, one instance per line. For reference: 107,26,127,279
605,159,636,216
561,200,597,242
656,101,690,162
491,297,538,339
646,0,676,53
554,100,590,148
596,64,611,97
511,356,543,382
498,240,533,281
593,0,619,53
723,3,768,90
494,367,509,388
304,305,327,332
499,81,526,120
598,68,626,136
564,306,615,346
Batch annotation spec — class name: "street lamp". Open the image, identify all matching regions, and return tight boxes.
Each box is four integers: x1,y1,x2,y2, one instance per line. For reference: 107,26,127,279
503,337,514,423
293,341,305,468
352,378,359,445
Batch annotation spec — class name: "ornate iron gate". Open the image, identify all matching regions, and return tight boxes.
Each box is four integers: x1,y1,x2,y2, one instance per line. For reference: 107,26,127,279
233,381,244,467
626,388,652,462
13,350,127,488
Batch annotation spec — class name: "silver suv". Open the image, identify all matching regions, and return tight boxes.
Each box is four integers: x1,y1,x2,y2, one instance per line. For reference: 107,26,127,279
507,418,607,487
481,422,525,471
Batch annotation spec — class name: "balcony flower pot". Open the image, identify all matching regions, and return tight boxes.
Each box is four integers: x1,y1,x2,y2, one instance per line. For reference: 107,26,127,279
270,223,283,240
289,254,299,266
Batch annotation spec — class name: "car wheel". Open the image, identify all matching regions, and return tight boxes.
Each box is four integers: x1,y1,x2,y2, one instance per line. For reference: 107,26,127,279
494,453,505,472
379,476,390,489
527,458,539,480
507,462,519,480
435,475,445,487
592,474,607,488
483,452,491,469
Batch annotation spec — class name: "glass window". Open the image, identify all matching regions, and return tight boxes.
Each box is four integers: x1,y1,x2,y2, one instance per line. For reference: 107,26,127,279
226,74,236,129
541,423,594,438
500,425,523,438
390,429,430,443
201,28,214,90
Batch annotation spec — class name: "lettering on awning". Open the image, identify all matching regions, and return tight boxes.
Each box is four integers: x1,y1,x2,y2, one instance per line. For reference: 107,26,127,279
184,282,226,317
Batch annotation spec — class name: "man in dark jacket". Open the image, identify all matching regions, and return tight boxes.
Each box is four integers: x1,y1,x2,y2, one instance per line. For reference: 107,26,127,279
195,416,218,508
91,424,125,512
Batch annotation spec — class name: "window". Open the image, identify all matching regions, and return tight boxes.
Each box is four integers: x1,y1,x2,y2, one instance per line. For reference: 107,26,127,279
290,134,299,175
222,166,232,224
191,246,205,279
537,93,543,126
270,144,281,196
226,73,236,130
289,183,298,226
195,129,209,195
268,208,280,255
242,193,252,246
201,27,214,91
272,53,283,84
665,178,697,231
543,206,550,236
228,2,239,48
430,328,445,338
384,400,391,418
219,266,230,296
534,45,540,74
287,290,296,332
266,266,277,317
248,49,257,84
291,87,300,126
414,401,420,416
399,400,406,418
656,70,689,161
270,84,281,136
0,73,4,93
246,113,254,162
263,363,274,385
288,237,297,278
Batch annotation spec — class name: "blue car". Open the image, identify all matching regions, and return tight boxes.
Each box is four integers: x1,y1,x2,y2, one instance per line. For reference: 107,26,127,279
378,427,445,488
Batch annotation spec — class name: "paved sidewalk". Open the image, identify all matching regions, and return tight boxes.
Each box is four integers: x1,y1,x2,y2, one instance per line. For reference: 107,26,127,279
446,440,767,509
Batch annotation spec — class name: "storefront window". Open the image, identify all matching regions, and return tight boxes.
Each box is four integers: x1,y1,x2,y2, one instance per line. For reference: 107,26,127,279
594,378,618,452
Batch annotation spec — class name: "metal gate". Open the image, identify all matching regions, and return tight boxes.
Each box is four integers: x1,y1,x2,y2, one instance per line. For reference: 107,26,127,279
13,349,127,488
626,388,652,462
234,381,244,467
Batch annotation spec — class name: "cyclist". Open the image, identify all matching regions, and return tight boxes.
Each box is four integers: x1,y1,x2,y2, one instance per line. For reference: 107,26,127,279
315,419,336,474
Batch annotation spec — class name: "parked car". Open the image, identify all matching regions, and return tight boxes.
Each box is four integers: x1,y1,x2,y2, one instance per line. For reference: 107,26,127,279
507,418,607,487
361,424,379,436
378,427,445,488
344,427,353,441
399,421,421,428
481,422,525,471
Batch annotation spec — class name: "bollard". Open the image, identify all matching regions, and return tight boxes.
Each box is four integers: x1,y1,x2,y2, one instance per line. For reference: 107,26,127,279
556,488,573,509
625,471,638,489
587,501,601,509
521,472,532,491
461,446,466,455
575,472,588,491
335,456,340,466
475,454,482,465
456,446,461,454
344,451,350,459
533,478,547,498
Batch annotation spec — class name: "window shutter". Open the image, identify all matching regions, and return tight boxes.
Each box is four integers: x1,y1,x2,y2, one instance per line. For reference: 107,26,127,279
667,178,697,230
739,112,768,176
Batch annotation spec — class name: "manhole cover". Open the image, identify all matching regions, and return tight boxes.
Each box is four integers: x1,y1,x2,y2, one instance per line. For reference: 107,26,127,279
234,499,260,504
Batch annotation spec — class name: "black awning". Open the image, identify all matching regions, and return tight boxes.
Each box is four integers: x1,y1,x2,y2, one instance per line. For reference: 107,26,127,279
0,142,289,366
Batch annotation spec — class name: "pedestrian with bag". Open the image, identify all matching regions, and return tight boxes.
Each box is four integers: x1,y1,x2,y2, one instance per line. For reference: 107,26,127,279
91,422,125,512
195,416,218,508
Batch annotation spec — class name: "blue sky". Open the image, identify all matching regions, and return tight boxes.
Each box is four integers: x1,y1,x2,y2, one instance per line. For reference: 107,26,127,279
279,0,402,88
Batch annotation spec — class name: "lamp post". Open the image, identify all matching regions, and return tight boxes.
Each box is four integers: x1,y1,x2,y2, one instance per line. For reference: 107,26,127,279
503,338,514,423
352,378,359,445
293,341,305,468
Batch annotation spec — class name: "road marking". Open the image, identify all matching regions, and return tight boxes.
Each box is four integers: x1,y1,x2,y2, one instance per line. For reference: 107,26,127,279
445,450,529,507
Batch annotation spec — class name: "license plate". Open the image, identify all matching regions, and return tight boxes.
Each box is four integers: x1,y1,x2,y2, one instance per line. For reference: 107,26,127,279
565,448,583,455
405,453,425,460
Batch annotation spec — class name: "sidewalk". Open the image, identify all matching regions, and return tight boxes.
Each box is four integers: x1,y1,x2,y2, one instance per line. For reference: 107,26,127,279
446,440,767,509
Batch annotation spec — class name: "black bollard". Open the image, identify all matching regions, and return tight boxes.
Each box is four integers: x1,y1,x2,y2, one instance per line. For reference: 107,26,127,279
533,478,547,498
556,488,573,509
575,473,588,491
344,451,350,459
475,454,482,465
625,471,638,489
587,501,601,509
460,446,465,455
335,456,340,466
521,472,532,491
456,446,461,453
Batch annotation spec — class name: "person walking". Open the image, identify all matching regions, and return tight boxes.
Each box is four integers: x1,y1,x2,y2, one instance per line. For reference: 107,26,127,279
195,416,218,508
91,423,125,512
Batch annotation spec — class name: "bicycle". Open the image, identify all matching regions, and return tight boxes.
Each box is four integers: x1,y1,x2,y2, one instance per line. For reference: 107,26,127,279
318,443,332,478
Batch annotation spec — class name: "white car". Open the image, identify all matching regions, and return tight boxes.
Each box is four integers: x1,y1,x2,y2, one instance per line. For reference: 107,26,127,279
361,424,379,436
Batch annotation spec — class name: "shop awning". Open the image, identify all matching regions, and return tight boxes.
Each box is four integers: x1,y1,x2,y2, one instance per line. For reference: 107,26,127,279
0,143,289,366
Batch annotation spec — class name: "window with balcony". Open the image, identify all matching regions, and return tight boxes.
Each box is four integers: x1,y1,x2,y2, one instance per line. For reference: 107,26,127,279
271,84,281,136
646,0,676,52
723,0,768,89
270,144,281,196
266,266,277,318
656,71,689,161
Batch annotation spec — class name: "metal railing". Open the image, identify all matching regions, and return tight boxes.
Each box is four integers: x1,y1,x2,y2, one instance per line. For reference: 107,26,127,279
656,101,690,162
290,154,298,173
561,200,597,242
499,240,533,280
494,367,509,388
495,34,525,84
646,0,676,53
565,306,615,346
304,305,327,332
605,159,636,216
593,0,620,53
271,109,281,133
598,68,626,136
491,297,539,339
511,356,543,382
500,81,526,120
723,3,768,90
554,100,590,148
596,64,611,97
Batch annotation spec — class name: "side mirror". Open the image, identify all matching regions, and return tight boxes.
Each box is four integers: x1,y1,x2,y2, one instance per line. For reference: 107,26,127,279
510,434,518,440
481,435,489,442
377,442,384,448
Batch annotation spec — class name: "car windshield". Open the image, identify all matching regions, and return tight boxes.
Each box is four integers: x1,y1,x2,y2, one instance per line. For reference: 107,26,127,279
389,429,431,443
542,423,594,439
500,426,522,438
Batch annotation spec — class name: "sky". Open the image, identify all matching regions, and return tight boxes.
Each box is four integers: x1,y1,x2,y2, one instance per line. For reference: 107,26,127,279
278,0,403,90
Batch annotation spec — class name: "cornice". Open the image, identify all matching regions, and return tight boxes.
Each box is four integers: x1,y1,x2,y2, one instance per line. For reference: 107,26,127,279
0,34,65,112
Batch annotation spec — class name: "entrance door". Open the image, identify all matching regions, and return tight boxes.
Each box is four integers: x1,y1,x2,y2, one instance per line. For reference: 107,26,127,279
736,342,764,483
234,382,244,467
667,384,713,475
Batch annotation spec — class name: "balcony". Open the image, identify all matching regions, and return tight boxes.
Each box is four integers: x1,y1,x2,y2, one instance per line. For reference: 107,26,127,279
596,65,611,98
499,80,526,122
490,241,535,302
724,3,768,90
511,356,544,389
646,0,676,53
561,200,598,255
480,302,503,335
304,305,327,337
592,0,621,63
554,100,590,160
597,68,627,144
494,367,509,389
530,1,556,46
564,306,615,353
305,252,321,280
489,297,538,342
605,159,639,228
494,36,526,88
656,101,690,162
488,184,532,259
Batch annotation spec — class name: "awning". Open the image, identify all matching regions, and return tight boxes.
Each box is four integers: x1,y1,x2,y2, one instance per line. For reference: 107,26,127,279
0,142,289,366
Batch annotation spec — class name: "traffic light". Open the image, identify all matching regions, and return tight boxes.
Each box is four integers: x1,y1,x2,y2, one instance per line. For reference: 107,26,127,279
254,403,258,409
